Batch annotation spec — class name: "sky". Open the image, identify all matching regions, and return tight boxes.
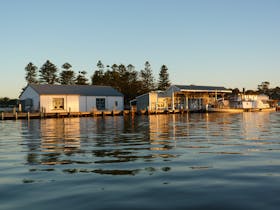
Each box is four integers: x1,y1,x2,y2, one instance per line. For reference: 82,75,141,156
0,0,279,98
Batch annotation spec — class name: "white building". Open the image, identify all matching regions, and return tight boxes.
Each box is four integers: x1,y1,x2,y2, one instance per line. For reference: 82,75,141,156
134,91,169,112
231,94,270,109
19,84,124,113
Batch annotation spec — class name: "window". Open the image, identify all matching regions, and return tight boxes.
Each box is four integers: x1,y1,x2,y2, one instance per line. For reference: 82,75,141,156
96,98,105,110
53,98,64,110
115,101,118,107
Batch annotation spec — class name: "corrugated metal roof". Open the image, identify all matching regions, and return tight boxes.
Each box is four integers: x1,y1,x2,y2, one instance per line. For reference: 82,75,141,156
29,84,123,96
173,85,231,92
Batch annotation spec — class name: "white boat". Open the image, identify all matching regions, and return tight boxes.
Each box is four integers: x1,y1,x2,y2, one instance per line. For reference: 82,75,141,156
207,107,276,113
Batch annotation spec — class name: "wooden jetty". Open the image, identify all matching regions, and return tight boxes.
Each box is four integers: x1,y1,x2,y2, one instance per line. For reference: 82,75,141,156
2,106,278,120
0,108,189,120
0,110,125,120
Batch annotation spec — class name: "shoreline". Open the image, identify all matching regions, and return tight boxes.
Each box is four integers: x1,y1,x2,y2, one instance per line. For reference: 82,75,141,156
0,107,278,120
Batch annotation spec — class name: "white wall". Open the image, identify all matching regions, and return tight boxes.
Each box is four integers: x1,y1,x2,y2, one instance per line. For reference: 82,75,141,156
19,86,40,111
80,96,124,112
40,95,80,113
20,85,124,112
242,101,253,109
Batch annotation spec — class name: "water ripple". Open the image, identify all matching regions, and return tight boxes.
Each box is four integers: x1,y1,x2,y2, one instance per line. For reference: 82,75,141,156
1,112,280,209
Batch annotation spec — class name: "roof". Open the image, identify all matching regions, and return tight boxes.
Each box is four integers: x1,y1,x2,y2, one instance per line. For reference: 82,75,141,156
173,85,231,92
27,84,123,96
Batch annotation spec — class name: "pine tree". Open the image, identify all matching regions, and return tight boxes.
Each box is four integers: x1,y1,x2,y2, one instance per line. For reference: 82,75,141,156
59,62,76,85
158,65,171,90
140,61,155,93
39,60,58,84
25,62,38,84
76,71,89,85
91,60,105,85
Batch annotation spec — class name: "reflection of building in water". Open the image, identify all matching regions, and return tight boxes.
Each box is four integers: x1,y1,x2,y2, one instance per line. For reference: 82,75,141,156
20,119,42,165
242,112,271,140
40,118,81,154
22,118,81,165
148,115,177,155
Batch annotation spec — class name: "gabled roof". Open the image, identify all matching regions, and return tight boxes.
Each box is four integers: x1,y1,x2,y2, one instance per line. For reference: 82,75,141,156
172,85,231,93
27,84,123,96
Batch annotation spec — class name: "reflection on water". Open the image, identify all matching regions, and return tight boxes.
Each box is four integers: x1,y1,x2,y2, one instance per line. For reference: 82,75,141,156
15,112,280,176
17,113,280,174
1,112,280,210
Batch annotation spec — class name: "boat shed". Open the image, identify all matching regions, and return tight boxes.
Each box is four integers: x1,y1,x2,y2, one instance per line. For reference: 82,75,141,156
132,84,232,113
166,85,232,111
19,84,124,113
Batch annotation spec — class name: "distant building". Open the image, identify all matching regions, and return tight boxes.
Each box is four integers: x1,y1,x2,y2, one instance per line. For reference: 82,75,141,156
229,94,270,109
19,84,124,113
132,84,232,112
134,91,169,112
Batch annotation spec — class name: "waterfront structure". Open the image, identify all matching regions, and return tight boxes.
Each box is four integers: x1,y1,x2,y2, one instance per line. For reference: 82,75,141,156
19,84,124,113
228,93,270,109
134,91,170,113
133,84,232,113
206,93,276,112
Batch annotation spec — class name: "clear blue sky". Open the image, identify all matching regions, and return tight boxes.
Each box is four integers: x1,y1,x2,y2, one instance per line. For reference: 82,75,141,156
1,0,279,98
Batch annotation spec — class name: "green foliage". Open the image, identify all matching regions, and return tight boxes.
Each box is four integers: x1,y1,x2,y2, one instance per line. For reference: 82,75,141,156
158,65,170,90
0,97,18,107
91,70,105,85
23,61,280,104
258,81,270,94
62,62,72,70
91,60,106,85
140,61,155,93
269,87,280,99
91,62,144,105
39,60,58,84
76,71,89,85
23,59,175,105
60,63,76,85
25,62,38,84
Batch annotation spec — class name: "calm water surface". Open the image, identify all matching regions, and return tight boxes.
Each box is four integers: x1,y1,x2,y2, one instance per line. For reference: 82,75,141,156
1,112,280,210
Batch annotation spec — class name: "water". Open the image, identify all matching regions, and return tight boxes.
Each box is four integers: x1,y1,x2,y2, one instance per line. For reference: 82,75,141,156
1,112,280,210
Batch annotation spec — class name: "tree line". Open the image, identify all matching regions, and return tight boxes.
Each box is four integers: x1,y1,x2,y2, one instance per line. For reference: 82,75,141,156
24,60,171,105
231,81,280,100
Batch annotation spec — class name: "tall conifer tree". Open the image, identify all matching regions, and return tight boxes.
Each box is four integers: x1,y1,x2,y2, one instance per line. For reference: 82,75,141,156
158,65,171,90
39,60,58,84
140,61,155,93
59,62,76,85
25,62,38,84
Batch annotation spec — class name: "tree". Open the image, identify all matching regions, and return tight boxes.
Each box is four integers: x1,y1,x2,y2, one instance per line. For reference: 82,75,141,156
104,64,121,89
59,62,76,85
76,71,89,85
25,62,38,84
140,61,155,93
39,60,58,84
157,65,170,90
0,97,10,107
258,81,270,94
96,60,105,73
125,64,142,104
91,60,105,85
91,70,105,85
270,86,280,100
